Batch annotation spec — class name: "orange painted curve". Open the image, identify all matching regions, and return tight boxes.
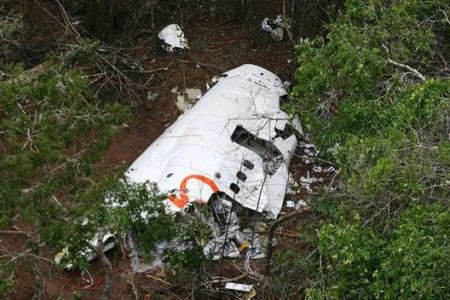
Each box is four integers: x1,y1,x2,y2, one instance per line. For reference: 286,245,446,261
168,174,219,209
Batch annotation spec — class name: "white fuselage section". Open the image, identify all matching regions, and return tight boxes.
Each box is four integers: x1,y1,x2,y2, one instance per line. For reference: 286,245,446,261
125,64,298,218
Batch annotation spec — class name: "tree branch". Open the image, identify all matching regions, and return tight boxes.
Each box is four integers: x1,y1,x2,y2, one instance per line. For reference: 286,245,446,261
387,58,426,81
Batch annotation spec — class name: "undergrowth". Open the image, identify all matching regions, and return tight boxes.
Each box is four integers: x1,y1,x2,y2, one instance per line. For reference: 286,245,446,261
276,0,450,298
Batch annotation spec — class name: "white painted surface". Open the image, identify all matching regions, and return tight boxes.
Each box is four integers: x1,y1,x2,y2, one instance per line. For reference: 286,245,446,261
126,64,299,218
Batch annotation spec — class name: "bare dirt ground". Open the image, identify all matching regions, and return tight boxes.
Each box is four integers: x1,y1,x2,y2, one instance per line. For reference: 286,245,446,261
3,1,336,299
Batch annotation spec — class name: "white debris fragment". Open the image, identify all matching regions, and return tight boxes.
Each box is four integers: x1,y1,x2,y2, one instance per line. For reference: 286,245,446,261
300,176,318,185
286,185,294,194
305,148,317,157
288,173,295,185
146,91,159,101
185,88,202,101
300,171,319,192
176,94,192,112
312,166,323,173
295,200,307,209
225,283,253,292
261,15,284,41
286,200,296,208
324,166,336,174
158,24,189,53
55,232,116,268
175,88,202,112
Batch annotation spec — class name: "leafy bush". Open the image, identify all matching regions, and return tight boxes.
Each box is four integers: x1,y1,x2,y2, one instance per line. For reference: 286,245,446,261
0,51,130,223
0,41,131,293
307,205,450,299
373,204,450,299
307,217,382,298
289,0,450,215
290,0,448,151
277,0,450,298
63,177,212,271
0,261,13,299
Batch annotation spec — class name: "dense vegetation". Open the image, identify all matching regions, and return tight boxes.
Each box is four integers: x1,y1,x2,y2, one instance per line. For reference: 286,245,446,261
0,14,208,297
282,0,450,298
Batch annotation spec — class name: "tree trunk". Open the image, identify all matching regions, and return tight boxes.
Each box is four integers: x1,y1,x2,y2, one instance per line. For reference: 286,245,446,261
93,238,113,300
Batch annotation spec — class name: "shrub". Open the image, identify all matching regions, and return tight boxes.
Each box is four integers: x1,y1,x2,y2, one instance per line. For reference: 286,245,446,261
279,0,450,298
307,205,450,299
373,204,450,299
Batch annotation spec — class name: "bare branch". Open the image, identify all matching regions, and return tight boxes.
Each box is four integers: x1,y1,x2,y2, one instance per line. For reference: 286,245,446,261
441,9,450,25
387,58,426,81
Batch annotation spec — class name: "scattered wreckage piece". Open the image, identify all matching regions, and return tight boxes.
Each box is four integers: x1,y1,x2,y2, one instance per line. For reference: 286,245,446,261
158,24,189,53
261,15,284,41
225,282,257,300
225,282,253,292
172,87,203,112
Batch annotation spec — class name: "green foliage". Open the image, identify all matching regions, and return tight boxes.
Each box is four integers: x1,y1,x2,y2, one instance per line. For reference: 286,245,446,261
290,0,448,150
0,13,23,57
271,216,320,299
0,49,130,225
163,207,212,269
62,177,212,271
0,40,131,294
58,38,100,66
307,205,450,299
0,260,13,299
308,217,382,299
290,0,450,214
281,0,450,298
373,204,450,298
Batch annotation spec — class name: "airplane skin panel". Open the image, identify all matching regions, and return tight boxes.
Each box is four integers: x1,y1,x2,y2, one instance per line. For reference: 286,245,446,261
125,64,298,218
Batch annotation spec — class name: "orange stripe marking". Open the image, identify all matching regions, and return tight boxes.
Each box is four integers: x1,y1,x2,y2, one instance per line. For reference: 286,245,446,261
168,174,219,208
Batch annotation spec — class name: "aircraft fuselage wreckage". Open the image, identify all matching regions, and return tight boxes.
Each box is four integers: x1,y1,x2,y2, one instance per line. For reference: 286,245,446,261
56,64,303,267
127,64,302,218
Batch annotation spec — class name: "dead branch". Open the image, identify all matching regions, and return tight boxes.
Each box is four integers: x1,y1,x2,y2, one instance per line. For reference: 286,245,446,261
146,274,174,287
387,58,426,81
211,272,247,283
0,230,33,235
441,9,450,25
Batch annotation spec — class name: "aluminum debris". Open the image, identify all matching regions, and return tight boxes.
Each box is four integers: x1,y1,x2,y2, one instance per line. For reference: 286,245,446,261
126,64,301,218
261,15,284,41
286,200,296,208
158,24,189,53
57,64,303,268
173,87,203,112
225,282,253,292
